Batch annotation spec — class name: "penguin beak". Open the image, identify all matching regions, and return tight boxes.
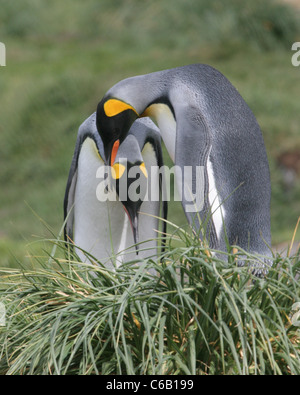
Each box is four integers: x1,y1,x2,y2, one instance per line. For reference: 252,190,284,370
110,139,120,166
123,205,139,254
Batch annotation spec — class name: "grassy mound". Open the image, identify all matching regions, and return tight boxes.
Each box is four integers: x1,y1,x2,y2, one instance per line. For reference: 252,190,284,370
0,227,299,375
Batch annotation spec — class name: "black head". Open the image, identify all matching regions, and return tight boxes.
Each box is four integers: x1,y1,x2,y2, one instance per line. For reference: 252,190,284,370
112,159,148,253
96,96,139,166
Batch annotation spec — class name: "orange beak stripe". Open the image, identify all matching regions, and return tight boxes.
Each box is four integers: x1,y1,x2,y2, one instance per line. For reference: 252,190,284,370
111,139,120,166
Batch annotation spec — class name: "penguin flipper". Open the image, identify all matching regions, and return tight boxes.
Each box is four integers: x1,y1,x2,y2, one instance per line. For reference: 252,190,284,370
174,108,217,247
155,135,168,252
64,149,78,244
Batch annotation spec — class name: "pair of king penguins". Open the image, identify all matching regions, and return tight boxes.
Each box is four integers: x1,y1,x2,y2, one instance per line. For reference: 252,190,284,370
64,113,167,269
65,63,272,275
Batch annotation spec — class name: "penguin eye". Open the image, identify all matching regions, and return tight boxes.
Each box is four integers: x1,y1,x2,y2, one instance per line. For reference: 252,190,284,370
139,162,148,179
111,163,126,180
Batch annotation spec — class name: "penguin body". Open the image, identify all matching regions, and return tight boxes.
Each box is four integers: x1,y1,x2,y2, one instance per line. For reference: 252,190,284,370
64,113,166,269
96,64,272,270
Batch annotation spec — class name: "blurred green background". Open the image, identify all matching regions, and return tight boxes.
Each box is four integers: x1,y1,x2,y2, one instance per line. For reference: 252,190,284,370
0,0,300,267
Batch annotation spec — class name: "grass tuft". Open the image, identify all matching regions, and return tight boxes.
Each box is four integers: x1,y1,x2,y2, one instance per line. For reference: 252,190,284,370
0,229,299,375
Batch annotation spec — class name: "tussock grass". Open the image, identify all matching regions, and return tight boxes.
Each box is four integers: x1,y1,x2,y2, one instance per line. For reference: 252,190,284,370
0,228,299,375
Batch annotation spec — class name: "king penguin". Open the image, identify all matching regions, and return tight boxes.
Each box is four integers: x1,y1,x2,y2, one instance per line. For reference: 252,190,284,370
96,64,272,273
64,113,167,269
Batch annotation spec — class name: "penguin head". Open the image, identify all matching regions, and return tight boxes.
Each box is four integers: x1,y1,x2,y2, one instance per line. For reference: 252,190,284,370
112,158,148,254
110,134,148,254
96,96,139,167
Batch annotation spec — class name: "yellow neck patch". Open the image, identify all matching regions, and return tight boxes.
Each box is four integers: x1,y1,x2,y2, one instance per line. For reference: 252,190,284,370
139,162,148,179
104,99,139,118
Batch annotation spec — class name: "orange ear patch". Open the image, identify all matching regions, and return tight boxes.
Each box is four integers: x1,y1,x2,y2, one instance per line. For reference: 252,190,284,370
104,99,139,117
111,163,126,180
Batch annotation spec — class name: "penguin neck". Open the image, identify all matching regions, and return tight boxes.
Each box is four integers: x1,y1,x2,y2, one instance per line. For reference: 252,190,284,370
108,70,170,115
142,103,176,163
108,71,177,161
